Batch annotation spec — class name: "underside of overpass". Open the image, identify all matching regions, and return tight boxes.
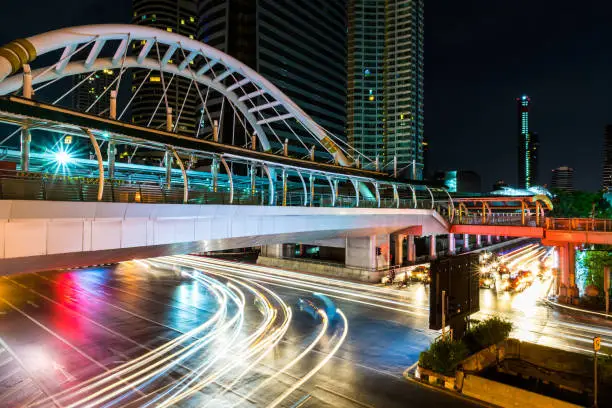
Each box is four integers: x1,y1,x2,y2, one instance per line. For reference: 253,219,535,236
0,200,449,275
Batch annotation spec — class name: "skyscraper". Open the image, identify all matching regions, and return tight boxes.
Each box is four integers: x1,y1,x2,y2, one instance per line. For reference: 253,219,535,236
131,1,198,134
197,0,348,156
551,166,574,192
347,0,425,178
73,69,117,115
603,125,612,191
517,95,539,188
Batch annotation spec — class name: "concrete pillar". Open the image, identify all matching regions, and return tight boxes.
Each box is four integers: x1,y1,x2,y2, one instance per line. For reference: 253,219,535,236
448,233,456,255
107,140,116,179
568,244,576,288
20,127,30,172
407,235,416,263
346,235,377,270
346,235,389,270
429,235,437,260
164,150,172,189
487,235,493,245
262,244,283,258
476,234,482,248
394,234,404,266
463,233,470,251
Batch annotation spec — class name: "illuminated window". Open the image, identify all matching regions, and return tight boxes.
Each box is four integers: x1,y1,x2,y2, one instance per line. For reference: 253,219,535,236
64,135,72,145
141,15,146,20
369,95,375,101
168,59,173,64
150,76,161,82
166,27,173,32
189,16,195,23
181,19,185,25
400,113,404,120
189,34,194,39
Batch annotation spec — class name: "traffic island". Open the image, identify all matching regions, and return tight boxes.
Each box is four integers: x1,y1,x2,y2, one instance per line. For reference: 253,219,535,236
409,337,610,408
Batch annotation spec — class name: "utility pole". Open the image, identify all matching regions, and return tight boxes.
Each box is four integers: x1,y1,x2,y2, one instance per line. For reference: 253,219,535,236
594,336,600,407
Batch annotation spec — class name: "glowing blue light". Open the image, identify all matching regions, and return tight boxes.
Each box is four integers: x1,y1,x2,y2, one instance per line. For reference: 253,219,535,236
54,150,72,165
522,95,527,100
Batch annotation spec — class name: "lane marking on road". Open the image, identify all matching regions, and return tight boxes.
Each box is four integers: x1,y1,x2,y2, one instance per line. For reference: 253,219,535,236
314,385,375,408
291,393,312,408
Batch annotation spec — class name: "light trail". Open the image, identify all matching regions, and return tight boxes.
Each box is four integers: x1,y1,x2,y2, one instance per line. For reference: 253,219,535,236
265,309,349,408
230,309,329,407
170,255,428,314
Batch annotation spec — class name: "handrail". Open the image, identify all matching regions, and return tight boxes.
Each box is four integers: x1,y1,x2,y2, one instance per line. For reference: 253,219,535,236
0,170,451,210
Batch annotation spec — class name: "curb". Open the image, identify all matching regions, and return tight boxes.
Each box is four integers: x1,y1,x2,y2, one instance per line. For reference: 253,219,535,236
544,297,612,320
402,366,494,408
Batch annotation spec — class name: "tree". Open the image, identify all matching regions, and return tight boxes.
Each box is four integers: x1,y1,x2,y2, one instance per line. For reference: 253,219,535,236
576,249,612,292
550,190,612,219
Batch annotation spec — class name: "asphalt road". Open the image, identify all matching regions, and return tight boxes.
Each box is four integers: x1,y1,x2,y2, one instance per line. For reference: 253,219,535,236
0,256,477,407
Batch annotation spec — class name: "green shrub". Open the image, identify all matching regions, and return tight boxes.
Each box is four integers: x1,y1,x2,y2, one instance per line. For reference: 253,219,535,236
419,337,469,376
464,315,513,353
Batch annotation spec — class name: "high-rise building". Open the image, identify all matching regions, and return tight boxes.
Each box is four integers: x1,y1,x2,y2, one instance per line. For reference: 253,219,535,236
551,166,574,192
197,0,348,156
131,1,198,134
347,0,425,178
73,69,117,115
603,125,612,191
517,95,539,188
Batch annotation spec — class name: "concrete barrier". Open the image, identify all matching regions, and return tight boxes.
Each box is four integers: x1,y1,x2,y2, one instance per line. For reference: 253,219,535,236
461,374,581,408
256,256,386,283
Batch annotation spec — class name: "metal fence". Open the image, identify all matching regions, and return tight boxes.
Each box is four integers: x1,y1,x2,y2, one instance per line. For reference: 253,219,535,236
546,218,612,232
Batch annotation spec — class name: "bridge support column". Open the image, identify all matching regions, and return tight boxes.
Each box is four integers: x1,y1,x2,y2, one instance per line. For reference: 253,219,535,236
407,235,415,263
250,164,256,197
346,235,389,271
463,233,470,251
108,90,117,180
394,234,404,266
164,150,172,189
20,127,30,172
476,234,482,248
212,157,219,192
448,233,456,255
429,235,437,260
558,243,577,298
107,140,116,180
487,235,493,245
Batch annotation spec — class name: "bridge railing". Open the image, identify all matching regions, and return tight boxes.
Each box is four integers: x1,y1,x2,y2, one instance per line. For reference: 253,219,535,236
453,213,537,226
0,171,263,206
546,218,612,232
0,170,452,211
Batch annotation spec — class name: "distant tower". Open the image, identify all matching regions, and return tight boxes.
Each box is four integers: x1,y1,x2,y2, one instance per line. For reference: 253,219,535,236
516,95,539,188
551,166,574,192
603,125,612,191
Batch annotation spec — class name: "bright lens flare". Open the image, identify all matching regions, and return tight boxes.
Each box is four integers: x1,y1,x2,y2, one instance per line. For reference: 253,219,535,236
54,150,72,165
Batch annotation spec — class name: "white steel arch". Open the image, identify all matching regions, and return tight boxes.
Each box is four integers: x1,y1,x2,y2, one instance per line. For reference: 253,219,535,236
0,24,352,165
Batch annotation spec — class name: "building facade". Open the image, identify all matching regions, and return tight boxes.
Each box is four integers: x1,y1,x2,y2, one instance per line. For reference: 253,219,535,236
551,166,574,192
73,69,117,115
131,0,198,134
347,0,425,178
197,0,348,156
516,95,539,188
603,125,612,191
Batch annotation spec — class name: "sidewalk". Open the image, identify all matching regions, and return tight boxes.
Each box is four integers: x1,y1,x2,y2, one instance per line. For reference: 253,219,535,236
544,296,612,320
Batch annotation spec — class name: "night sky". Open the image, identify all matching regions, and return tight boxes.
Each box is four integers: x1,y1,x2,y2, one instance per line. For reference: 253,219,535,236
1,1,610,191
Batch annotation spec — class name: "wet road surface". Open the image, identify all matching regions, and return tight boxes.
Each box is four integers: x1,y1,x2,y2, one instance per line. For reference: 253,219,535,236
0,256,476,407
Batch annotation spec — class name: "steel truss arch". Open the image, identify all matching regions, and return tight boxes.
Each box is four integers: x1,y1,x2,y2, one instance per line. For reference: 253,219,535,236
0,24,351,165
